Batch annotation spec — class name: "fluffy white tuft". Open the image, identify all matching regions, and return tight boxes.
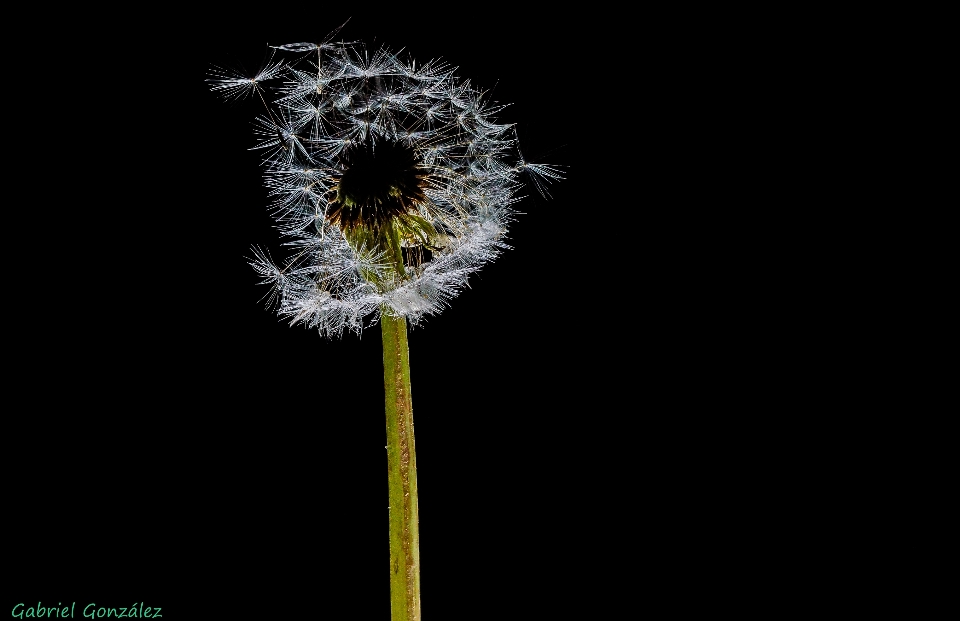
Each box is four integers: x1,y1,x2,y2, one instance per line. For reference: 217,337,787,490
211,31,562,337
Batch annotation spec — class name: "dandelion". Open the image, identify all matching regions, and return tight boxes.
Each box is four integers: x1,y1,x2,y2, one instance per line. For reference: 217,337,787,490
207,22,562,621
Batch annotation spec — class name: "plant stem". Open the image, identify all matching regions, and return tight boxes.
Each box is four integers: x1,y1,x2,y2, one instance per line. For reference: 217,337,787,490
381,309,421,621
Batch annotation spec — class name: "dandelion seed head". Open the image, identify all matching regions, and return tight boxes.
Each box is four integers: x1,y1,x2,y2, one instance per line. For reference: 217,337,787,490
209,26,563,337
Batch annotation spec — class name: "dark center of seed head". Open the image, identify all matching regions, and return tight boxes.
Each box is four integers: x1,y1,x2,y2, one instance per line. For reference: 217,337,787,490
327,140,427,232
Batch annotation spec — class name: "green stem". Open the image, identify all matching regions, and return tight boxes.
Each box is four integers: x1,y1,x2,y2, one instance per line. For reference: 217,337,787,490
381,309,421,621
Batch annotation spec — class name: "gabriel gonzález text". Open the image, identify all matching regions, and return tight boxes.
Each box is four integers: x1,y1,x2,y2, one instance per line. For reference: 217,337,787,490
11,602,162,618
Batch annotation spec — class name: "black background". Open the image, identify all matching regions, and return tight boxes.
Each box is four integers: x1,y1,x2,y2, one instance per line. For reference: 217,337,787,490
3,6,942,618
